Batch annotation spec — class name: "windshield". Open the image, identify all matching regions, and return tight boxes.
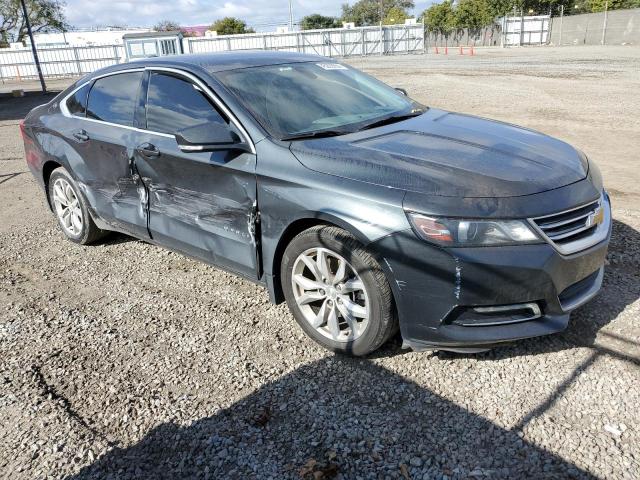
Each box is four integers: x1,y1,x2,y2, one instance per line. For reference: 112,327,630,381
214,62,424,140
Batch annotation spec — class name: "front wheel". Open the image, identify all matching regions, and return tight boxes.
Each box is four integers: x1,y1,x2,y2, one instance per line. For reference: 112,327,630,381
281,225,397,356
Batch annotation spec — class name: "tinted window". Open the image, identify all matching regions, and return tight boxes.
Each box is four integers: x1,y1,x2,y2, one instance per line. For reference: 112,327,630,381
66,83,90,117
86,72,143,126
146,72,226,135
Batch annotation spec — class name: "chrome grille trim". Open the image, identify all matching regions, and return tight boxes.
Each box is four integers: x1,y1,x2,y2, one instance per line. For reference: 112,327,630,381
529,193,611,255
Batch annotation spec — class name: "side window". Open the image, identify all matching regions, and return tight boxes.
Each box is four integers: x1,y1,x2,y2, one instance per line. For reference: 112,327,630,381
146,72,226,135
86,72,143,126
66,83,90,117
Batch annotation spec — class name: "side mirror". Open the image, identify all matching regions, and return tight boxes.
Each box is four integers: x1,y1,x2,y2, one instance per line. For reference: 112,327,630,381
395,87,408,96
175,123,250,153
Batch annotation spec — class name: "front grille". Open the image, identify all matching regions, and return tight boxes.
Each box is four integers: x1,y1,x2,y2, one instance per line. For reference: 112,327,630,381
531,193,610,255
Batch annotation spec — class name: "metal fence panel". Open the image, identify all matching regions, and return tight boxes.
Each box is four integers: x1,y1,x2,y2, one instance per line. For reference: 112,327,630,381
0,44,124,80
548,8,640,45
184,25,424,58
502,15,550,46
0,24,423,82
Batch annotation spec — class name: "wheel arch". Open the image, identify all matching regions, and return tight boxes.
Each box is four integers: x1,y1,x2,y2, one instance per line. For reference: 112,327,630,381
266,212,391,306
42,160,62,210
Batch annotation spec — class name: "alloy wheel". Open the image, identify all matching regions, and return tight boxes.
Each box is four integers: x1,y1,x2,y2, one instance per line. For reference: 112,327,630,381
52,177,83,236
291,247,369,342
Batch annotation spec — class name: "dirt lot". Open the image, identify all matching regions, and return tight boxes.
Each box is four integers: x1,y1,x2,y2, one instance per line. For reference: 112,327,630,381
1,45,639,479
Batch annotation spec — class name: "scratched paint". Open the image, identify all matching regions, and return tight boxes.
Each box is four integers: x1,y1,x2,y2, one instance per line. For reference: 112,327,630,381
454,258,462,300
147,182,252,239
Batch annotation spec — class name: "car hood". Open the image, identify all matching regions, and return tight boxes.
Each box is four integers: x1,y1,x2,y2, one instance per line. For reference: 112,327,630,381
289,109,588,198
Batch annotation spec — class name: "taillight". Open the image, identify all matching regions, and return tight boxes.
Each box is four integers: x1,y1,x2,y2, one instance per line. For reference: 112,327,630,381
19,119,26,139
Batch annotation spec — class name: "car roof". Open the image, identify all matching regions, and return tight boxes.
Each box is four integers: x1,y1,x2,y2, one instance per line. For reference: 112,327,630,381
134,50,327,73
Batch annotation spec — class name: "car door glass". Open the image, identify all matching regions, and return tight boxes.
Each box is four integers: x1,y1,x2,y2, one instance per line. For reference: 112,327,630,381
146,72,226,135
66,83,91,117
86,72,143,126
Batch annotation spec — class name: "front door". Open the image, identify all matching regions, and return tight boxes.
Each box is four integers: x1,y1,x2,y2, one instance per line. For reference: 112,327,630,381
132,70,259,279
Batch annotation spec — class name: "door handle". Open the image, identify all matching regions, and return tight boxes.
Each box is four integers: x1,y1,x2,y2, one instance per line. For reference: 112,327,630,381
137,143,160,158
72,129,89,142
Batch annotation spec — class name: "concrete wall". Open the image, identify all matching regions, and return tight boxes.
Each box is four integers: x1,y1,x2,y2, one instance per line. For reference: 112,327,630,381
549,8,640,45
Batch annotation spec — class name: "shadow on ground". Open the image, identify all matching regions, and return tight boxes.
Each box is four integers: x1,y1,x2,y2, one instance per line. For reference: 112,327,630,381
65,355,595,479
62,222,640,480
0,93,57,122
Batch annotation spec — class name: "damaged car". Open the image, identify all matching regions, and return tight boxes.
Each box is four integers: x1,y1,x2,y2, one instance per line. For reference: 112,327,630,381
22,51,611,355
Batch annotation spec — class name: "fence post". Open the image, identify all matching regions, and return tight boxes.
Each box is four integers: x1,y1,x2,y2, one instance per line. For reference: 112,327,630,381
361,28,366,56
559,5,564,46
519,10,525,46
73,46,82,75
601,1,609,45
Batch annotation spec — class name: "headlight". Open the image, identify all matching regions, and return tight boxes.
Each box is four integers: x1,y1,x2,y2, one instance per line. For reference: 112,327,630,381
406,213,540,247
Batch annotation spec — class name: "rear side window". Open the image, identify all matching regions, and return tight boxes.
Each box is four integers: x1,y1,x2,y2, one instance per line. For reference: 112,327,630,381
146,72,226,135
66,83,90,117
87,72,143,126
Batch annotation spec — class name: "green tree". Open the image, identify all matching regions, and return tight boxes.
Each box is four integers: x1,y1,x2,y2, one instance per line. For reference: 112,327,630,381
455,0,493,29
0,0,67,44
383,6,409,24
423,0,456,34
341,0,414,26
573,0,640,12
301,13,341,30
210,17,255,35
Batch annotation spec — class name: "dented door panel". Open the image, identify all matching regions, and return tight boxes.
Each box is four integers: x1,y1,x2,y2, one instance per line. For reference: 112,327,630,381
68,120,150,239
133,134,258,279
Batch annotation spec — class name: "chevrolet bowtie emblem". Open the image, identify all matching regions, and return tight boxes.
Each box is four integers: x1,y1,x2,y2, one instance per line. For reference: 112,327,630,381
587,205,605,228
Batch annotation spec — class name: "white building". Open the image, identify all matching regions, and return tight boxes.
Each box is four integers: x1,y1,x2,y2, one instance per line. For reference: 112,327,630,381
25,28,151,47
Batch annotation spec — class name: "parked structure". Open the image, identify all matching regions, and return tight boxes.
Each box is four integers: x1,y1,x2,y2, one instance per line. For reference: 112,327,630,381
123,31,184,60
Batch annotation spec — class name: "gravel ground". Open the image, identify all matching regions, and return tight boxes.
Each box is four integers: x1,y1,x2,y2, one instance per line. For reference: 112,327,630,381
1,46,639,480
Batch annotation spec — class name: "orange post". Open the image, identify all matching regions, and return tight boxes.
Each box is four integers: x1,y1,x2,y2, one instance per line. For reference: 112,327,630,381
435,46,439,54
459,46,463,55
445,46,448,55
470,45,475,56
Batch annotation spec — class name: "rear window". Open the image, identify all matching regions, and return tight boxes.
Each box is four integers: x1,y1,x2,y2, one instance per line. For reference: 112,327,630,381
66,83,90,117
86,72,143,126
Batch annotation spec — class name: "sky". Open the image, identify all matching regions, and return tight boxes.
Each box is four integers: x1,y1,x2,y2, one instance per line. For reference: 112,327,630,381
63,0,434,31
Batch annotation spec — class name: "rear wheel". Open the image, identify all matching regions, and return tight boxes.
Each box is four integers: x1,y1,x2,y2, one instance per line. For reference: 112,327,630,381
281,225,396,356
48,167,106,244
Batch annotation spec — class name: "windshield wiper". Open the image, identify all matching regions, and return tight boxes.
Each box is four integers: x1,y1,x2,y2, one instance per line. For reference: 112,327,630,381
281,129,351,141
356,110,425,132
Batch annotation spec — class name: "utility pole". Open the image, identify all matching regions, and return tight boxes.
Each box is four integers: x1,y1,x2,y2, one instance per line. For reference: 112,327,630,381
601,0,609,45
20,0,47,93
288,0,293,31
379,0,383,55
558,5,564,46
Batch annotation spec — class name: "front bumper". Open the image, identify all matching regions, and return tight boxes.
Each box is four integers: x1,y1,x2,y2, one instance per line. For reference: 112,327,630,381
371,207,611,352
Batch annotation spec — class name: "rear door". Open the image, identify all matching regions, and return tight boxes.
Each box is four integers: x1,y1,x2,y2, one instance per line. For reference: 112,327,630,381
72,70,150,239
133,69,259,279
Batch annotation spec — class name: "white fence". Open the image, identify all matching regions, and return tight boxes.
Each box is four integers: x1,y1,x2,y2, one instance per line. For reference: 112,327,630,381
0,24,424,82
0,44,124,81
185,25,424,57
501,15,550,45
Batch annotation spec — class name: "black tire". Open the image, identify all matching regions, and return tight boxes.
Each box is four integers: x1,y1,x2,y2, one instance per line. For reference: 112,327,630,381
48,167,107,245
281,225,397,356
